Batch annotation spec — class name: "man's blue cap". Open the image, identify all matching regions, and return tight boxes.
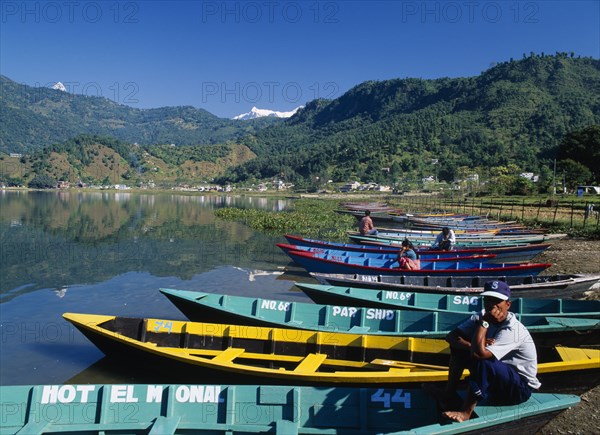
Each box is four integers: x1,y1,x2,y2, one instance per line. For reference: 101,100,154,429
481,281,511,300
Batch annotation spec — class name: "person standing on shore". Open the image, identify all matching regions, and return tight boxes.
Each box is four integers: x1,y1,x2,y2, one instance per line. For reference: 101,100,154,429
359,210,378,236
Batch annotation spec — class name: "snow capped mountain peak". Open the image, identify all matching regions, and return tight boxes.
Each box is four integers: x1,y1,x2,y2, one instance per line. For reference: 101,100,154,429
233,106,302,120
51,82,67,92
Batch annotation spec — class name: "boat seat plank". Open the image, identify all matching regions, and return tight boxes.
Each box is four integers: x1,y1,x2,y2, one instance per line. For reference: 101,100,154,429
369,358,448,370
555,346,600,361
294,353,327,373
544,317,600,328
211,347,245,363
149,416,181,435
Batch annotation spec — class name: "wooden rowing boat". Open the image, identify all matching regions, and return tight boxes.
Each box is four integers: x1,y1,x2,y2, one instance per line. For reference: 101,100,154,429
277,243,497,263
350,233,551,250
285,249,552,276
284,234,552,263
310,272,600,299
63,313,600,386
159,288,600,346
0,383,580,434
348,231,566,246
294,283,600,318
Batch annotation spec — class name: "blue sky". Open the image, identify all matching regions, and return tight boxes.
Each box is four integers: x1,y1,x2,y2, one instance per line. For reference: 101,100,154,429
1,1,599,118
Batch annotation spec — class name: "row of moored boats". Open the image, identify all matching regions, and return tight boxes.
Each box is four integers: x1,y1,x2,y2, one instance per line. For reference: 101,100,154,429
8,207,600,434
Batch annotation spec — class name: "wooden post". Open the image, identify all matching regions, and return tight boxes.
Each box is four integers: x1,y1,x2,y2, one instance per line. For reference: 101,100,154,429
552,199,559,224
570,200,574,227
521,199,525,221
536,199,542,221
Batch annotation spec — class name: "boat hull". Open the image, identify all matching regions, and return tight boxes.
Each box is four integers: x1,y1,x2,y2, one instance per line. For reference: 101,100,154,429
160,288,600,347
63,313,600,388
310,272,600,299
287,250,551,276
0,384,581,435
284,234,551,263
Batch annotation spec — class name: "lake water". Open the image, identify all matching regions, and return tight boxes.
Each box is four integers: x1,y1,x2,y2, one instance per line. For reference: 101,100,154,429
0,190,311,385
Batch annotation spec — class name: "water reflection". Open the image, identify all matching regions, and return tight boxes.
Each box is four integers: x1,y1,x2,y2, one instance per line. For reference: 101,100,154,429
1,191,307,386
0,191,292,299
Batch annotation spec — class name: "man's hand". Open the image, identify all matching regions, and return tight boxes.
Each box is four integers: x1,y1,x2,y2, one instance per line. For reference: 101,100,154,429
483,305,503,323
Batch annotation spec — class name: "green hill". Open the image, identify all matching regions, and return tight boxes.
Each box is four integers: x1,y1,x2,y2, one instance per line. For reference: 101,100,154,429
0,76,276,153
2,54,599,189
220,54,600,185
1,135,256,187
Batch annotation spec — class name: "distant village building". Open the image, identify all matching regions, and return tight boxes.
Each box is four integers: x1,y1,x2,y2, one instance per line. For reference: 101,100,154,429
577,185,600,195
374,185,391,192
340,181,361,192
520,172,539,182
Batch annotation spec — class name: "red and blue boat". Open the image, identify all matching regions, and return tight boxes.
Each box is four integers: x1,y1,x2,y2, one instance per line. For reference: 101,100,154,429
283,249,552,277
284,234,551,263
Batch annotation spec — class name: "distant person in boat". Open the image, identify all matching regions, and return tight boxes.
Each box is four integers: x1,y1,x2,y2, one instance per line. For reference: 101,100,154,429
424,281,541,422
431,227,456,250
397,239,420,270
358,210,378,236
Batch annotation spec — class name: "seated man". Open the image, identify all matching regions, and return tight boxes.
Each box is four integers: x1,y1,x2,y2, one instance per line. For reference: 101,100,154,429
431,227,456,250
358,210,378,236
425,281,541,422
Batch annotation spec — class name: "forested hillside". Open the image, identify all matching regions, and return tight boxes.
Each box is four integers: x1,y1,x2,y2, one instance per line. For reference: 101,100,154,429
2,54,599,190
0,76,277,153
1,136,256,187
220,54,600,186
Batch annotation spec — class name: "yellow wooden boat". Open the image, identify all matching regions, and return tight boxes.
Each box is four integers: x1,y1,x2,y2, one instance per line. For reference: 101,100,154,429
63,313,600,386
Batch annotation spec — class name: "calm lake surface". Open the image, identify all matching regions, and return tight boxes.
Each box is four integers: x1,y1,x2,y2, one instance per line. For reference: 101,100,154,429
0,190,311,386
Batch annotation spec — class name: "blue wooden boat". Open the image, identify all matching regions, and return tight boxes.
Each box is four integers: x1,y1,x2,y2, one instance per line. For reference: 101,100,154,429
284,234,552,263
0,384,581,434
285,249,552,276
277,243,497,263
294,283,600,318
159,288,600,346
311,272,600,299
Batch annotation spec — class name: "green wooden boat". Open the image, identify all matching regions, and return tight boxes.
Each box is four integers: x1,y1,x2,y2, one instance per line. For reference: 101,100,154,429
62,313,600,387
349,233,559,248
296,283,600,318
159,288,600,346
0,384,581,434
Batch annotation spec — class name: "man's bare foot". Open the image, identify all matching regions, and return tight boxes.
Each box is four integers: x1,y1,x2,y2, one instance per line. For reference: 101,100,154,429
442,410,472,422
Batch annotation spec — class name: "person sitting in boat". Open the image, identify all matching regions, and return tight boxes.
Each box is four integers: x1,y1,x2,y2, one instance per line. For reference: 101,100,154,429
425,281,541,422
397,239,420,270
358,210,378,236
431,227,456,250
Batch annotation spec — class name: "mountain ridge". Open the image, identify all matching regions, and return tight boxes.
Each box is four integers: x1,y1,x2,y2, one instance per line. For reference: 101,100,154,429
0,75,274,153
2,54,599,189
220,54,600,185
233,106,303,120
